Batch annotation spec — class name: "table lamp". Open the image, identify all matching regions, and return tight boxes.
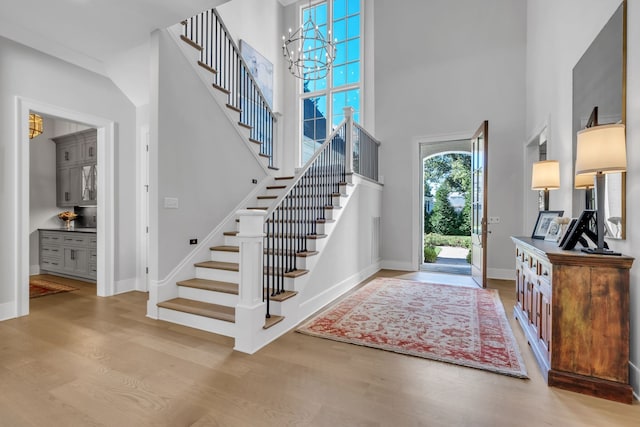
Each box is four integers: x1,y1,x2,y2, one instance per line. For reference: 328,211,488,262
531,160,560,210
575,123,626,255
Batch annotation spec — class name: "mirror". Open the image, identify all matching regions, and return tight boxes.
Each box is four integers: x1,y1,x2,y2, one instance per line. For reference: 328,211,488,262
572,1,626,239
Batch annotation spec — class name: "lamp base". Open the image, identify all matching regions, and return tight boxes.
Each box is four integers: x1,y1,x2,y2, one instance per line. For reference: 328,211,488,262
581,247,621,256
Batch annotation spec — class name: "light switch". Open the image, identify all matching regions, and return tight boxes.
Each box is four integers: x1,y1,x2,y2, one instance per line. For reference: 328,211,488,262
164,197,179,209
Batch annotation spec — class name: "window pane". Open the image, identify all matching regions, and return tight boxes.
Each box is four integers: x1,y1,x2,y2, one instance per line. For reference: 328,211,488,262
347,15,360,39
334,0,346,19
333,65,347,87
315,96,327,117
347,38,359,62
334,18,346,42
347,61,360,84
347,0,359,16
335,42,347,65
315,3,327,25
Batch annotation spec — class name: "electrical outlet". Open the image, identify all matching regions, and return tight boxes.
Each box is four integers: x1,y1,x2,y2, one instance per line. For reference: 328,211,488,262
488,216,501,224
189,238,198,245
252,178,258,184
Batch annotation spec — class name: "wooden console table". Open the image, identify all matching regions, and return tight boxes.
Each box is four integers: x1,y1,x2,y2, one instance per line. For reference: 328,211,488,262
511,236,634,403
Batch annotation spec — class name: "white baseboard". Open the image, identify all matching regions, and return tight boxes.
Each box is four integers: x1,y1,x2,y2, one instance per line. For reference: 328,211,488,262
114,278,137,295
380,260,414,271
488,268,515,281
0,301,17,321
630,361,639,401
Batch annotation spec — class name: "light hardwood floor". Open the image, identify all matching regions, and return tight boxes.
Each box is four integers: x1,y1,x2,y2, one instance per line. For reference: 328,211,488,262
2,271,638,426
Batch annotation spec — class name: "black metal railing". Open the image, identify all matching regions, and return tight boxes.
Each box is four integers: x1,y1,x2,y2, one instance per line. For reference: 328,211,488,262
353,123,380,181
263,122,347,317
182,9,275,166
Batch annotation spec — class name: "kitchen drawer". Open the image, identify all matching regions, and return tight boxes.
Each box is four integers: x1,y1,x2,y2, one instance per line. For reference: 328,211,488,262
63,234,90,246
40,232,63,244
41,258,63,272
40,245,62,260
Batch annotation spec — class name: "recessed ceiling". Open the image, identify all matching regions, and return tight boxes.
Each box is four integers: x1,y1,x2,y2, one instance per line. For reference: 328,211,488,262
0,0,231,74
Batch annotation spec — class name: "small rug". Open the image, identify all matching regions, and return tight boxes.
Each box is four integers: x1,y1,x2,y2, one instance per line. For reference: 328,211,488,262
297,278,527,378
29,278,78,299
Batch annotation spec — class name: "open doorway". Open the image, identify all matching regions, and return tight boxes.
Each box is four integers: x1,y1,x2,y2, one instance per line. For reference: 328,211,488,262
16,98,116,317
421,147,471,277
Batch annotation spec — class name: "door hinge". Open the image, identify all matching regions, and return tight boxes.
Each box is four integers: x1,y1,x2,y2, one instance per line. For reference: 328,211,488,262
146,226,149,233
146,144,149,152
145,267,149,274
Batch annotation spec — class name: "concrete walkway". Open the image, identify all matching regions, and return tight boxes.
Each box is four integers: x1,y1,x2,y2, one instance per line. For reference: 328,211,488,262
421,245,471,275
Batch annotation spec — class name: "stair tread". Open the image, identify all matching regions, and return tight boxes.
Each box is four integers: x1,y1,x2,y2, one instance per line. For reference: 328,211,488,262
226,103,241,113
264,267,309,278
179,35,203,51
210,245,239,253
247,207,269,211
177,278,239,295
197,60,217,74
195,260,239,272
212,83,230,95
265,290,298,302
265,233,327,240
238,122,252,129
266,185,287,190
248,138,262,145
158,298,235,322
264,249,319,257
257,195,278,199
223,231,238,236
264,315,284,329
275,176,295,180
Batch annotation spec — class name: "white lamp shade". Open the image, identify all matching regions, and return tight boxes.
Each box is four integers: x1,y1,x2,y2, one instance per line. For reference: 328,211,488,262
574,173,595,189
531,160,560,190
575,124,626,175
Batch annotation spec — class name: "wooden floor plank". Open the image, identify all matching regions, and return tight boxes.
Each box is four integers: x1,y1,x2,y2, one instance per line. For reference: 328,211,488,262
1,272,638,426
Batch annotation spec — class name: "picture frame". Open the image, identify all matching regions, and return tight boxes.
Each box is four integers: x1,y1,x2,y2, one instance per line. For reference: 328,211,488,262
531,210,564,239
558,218,577,247
544,218,564,242
561,210,596,250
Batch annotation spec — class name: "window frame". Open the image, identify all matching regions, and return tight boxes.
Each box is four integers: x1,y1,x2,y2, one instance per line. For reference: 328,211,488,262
297,0,364,165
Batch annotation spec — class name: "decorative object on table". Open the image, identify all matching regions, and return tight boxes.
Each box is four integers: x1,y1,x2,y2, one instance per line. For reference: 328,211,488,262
29,277,77,299
561,210,598,250
558,218,577,247
531,160,560,210
531,210,564,239
575,123,626,255
297,277,528,378
544,217,570,242
57,210,78,230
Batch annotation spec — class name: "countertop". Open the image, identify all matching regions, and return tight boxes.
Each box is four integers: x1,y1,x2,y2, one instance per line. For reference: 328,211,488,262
39,227,97,233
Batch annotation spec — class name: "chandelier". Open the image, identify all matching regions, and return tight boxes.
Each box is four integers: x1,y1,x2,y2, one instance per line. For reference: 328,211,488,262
282,7,335,81
29,113,43,139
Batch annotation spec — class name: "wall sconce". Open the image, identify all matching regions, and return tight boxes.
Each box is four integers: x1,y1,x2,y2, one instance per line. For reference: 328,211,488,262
29,113,43,139
531,160,560,210
575,123,626,255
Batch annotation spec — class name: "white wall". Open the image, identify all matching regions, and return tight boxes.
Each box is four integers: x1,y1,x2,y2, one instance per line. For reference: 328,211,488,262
151,29,268,279
0,35,137,308
373,0,526,274
526,0,640,395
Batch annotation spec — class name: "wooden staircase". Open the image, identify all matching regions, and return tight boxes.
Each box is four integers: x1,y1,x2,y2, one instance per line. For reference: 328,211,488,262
156,174,353,338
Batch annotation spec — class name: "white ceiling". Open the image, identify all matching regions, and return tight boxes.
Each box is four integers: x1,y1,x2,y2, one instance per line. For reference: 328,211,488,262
0,0,230,75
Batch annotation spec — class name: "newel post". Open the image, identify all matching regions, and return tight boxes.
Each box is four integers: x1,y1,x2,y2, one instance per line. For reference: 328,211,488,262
234,209,266,354
343,106,354,174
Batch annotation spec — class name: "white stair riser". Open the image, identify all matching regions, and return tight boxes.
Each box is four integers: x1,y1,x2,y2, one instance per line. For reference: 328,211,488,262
264,275,297,291
196,267,239,283
224,235,240,246
210,250,239,263
178,286,238,306
158,307,236,337
212,88,230,105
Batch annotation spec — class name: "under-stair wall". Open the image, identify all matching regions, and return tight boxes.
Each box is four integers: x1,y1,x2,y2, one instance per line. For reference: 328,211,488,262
151,28,269,281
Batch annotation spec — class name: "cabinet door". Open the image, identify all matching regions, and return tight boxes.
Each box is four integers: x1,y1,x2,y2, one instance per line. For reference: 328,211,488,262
57,167,82,207
56,143,79,167
80,164,97,205
84,140,97,162
62,247,89,276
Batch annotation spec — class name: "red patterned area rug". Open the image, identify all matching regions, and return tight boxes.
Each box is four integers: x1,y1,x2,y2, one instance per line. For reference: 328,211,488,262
297,278,528,378
29,278,78,299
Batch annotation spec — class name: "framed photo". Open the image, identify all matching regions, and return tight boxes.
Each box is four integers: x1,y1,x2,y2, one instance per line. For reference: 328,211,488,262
558,218,577,247
544,219,564,242
561,210,596,250
531,210,564,239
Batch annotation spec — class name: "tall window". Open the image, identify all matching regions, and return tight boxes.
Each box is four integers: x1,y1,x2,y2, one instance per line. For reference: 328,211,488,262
301,0,361,164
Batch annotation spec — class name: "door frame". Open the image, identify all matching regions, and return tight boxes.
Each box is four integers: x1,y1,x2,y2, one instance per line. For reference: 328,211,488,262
412,130,475,271
15,96,115,316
